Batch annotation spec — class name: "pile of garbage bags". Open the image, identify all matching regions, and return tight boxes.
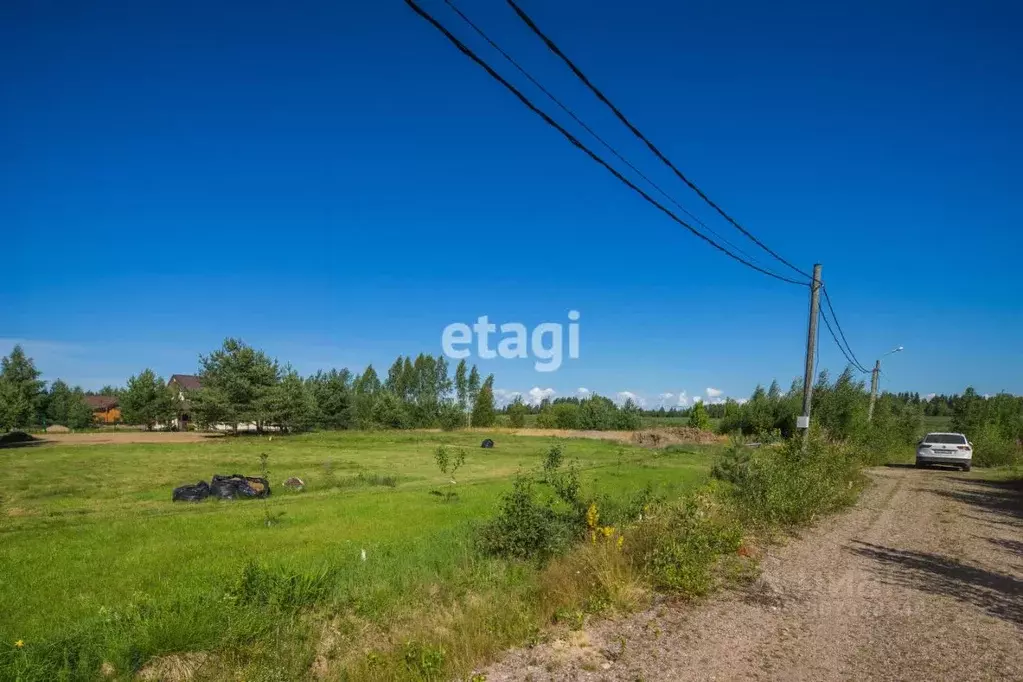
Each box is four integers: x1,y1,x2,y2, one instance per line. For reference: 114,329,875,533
172,474,271,502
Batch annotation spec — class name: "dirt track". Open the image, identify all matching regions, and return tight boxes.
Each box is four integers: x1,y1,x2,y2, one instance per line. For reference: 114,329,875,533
35,432,221,445
484,467,1023,681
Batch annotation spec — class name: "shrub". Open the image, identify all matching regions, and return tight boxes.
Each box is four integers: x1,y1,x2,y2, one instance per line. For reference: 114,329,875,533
476,475,575,562
710,437,752,483
371,393,410,429
972,423,1022,467
507,398,528,428
535,408,557,429
552,403,581,430
437,403,465,431
478,444,588,562
687,401,711,430
434,445,465,481
626,492,741,596
645,519,741,595
724,434,862,527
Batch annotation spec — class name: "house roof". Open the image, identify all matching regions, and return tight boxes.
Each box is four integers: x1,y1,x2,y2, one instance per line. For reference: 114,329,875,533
85,395,119,410
169,374,203,391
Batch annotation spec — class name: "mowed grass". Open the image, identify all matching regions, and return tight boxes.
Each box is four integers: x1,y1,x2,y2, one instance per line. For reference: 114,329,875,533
0,431,717,678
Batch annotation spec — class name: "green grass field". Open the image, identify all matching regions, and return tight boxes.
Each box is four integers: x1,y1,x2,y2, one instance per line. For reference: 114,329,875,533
0,431,720,680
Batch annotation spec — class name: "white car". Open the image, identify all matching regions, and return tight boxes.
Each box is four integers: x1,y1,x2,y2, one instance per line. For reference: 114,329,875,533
916,432,973,471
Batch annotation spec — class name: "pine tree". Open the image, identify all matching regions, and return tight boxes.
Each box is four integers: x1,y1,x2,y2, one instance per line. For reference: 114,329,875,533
687,401,711,430
267,369,315,432
470,374,496,428
45,379,75,426
0,345,45,430
195,338,281,430
121,369,175,431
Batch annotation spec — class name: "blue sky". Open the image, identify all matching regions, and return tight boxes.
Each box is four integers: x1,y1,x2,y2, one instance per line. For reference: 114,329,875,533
2,0,1021,406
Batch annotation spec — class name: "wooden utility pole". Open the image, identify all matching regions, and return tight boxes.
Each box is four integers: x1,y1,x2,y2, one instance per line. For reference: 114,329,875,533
799,264,823,443
868,359,881,422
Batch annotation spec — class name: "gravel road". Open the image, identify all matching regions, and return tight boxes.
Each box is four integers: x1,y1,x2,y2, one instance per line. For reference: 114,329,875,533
483,466,1023,681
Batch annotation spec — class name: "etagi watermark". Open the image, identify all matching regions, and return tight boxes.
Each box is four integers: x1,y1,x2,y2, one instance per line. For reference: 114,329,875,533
441,311,580,372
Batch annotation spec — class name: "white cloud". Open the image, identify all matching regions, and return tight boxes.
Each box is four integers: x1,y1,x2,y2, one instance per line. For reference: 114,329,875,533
923,393,936,401
576,387,591,397
616,391,647,408
657,392,690,409
492,389,522,408
526,387,556,406
692,395,704,404
706,387,723,398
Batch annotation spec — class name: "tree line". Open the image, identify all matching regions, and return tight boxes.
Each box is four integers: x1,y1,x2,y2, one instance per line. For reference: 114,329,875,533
0,340,497,433
507,394,643,430
2,342,1020,457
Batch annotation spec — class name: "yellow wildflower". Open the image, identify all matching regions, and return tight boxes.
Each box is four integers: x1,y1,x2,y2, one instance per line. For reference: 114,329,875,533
616,535,624,551
14,640,24,648
601,526,615,538
586,503,599,530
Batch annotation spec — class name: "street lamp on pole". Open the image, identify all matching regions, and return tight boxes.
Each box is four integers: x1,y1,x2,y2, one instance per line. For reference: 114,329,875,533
868,346,904,421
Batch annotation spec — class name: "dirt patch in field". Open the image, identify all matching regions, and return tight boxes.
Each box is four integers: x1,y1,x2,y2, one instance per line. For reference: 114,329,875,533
39,432,223,445
629,427,724,447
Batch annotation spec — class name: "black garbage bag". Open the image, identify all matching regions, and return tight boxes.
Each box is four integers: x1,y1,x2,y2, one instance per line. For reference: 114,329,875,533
173,481,211,502
210,474,271,499
481,439,494,449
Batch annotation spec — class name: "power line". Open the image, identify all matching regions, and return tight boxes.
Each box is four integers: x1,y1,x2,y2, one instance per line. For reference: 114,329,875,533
819,304,868,374
505,0,812,281
439,0,779,275
821,284,869,373
404,0,809,287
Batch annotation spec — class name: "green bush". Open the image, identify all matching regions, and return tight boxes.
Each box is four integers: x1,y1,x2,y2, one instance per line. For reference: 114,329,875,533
476,475,576,562
477,444,588,562
535,408,557,429
507,398,528,428
437,403,465,431
642,500,742,595
710,438,752,483
687,401,711,430
552,402,581,430
724,434,862,527
972,423,1022,467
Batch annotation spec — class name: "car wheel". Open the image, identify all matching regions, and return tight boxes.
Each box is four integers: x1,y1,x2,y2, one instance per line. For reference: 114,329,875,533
963,463,971,472
915,460,924,469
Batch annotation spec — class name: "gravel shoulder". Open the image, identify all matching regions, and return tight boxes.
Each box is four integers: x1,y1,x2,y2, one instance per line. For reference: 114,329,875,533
483,466,1023,681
